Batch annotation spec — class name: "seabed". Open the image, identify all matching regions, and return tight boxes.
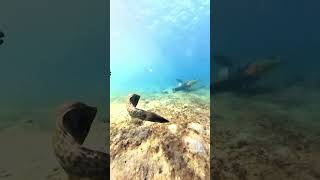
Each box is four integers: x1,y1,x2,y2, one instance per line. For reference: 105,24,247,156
110,88,210,180
0,109,108,180
212,86,320,180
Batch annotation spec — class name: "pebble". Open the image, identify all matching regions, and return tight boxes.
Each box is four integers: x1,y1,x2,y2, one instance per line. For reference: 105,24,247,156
168,124,178,134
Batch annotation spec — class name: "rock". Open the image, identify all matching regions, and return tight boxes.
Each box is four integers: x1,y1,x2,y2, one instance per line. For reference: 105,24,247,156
111,93,210,179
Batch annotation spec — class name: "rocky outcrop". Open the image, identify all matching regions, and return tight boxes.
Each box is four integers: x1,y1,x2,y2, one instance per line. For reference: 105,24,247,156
111,92,210,180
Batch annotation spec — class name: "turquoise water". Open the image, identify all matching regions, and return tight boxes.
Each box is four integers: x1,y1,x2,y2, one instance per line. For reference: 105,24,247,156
0,1,107,127
110,0,210,97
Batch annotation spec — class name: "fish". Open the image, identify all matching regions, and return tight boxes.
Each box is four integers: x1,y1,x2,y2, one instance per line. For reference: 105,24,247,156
212,56,281,93
172,79,198,92
176,79,183,86
243,57,281,77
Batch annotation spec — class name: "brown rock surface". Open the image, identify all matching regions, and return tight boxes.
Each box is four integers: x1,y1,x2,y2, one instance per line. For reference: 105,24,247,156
110,91,210,180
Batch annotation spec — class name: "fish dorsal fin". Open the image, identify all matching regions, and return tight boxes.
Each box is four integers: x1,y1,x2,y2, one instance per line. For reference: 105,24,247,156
176,79,184,83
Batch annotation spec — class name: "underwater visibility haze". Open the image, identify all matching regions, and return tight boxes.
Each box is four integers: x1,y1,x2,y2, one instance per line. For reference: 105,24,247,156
110,0,210,97
0,0,108,179
110,0,211,179
212,0,320,179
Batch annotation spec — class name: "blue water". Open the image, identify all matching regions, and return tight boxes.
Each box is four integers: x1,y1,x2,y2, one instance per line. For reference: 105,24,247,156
110,0,210,97
213,0,320,63
212,0,320,90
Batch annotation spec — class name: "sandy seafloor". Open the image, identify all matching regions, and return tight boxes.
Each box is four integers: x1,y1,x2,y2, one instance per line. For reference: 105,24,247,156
110,88,211,180
1,86,319,180
212,86,320,180
0,108,108,180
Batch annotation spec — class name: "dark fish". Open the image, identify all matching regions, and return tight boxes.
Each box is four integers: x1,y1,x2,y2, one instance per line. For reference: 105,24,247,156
212,57,281,94
173,80,198,92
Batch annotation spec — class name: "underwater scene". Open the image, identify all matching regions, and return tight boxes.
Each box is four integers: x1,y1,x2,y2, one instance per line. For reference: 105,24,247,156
0,1,108,179
110,0,210,179
212,0,320,180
